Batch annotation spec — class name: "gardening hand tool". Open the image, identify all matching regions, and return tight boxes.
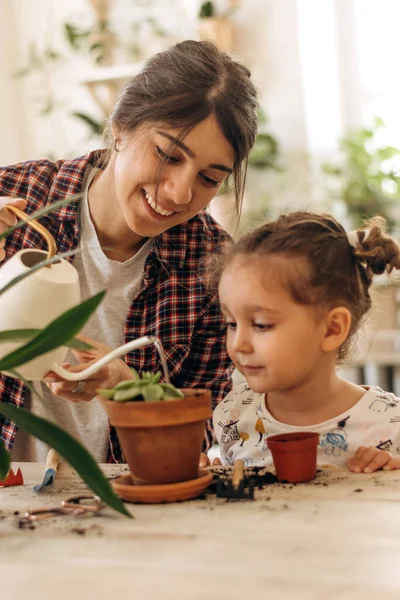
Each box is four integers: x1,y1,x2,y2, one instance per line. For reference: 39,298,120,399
0,467,24,487
33,448,60,492
0,205,170,383
20,494,103,525
216,459,255,500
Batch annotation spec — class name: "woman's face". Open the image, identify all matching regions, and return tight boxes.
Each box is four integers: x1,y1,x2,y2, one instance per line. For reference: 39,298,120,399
112,115,235,238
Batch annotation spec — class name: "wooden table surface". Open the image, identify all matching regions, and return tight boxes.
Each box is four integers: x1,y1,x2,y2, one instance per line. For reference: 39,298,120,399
1,462,400,600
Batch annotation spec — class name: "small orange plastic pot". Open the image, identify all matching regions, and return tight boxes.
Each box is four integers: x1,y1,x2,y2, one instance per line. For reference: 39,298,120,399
267,432,320,483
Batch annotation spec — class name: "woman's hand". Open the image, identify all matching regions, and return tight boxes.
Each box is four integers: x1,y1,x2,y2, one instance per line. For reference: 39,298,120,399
199,452,222,467
44,334,134,402
0,197,27,262
347,445,400,473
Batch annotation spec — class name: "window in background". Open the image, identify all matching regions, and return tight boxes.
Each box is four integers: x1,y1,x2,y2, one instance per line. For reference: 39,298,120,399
353,0,400,145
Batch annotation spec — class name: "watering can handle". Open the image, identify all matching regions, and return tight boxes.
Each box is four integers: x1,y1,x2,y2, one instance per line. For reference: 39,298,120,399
49,335,171,384
6,205,57,261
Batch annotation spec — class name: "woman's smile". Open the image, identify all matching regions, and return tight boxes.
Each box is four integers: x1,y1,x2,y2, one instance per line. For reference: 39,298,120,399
141,188,177,220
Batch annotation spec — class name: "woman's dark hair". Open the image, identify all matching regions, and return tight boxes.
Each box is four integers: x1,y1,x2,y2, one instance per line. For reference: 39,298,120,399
105,40,258,216
209,212,400,359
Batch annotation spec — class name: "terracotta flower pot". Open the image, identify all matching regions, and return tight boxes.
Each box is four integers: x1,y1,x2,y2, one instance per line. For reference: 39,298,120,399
101,389,211,485
267,432,320,483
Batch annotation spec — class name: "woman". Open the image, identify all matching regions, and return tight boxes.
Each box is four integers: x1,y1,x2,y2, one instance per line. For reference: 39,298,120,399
0,40,258,463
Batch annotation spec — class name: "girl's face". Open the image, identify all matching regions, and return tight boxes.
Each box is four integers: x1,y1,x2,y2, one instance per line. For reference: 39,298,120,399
218,257,328,394
112,115,234,238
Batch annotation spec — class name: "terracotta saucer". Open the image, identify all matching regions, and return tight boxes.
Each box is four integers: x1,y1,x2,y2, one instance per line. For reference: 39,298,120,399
111,469,213,504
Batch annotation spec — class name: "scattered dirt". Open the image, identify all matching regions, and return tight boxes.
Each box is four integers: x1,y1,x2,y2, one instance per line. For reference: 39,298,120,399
18,518,35,530
205,467,329,495
68,523,103,536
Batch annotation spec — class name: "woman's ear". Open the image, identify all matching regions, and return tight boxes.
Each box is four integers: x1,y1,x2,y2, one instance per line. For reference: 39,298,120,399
320,306,352,353
111,123,121,151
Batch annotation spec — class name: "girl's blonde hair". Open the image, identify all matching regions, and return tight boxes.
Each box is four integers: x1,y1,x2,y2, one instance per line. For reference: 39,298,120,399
209,212,400,359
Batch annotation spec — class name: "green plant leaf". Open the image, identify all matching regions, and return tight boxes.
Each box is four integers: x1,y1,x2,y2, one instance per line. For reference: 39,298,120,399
113,387,144,402
0,438,10,480
65,338,94,351
151,372,161,384
0,403,131,516
0,193,84,243
0,292,105,371
160,383,184,398
71,112,104,137
114,379,139,391
99,372,182,402
142,384,164,402
0,329,92,351
130,368,140,381
64,23,89,50
0,329,43,344
199,1,214,18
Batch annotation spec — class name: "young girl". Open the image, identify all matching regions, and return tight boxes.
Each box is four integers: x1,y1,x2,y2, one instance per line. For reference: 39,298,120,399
212,212,400,473
0,40,258,463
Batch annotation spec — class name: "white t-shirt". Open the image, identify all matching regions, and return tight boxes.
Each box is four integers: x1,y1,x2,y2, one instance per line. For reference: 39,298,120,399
213,383,400,467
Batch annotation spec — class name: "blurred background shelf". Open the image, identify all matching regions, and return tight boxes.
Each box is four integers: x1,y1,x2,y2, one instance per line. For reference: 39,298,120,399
79,63,144,116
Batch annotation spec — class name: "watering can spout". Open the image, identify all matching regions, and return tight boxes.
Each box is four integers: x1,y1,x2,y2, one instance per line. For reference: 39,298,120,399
49,336,171,384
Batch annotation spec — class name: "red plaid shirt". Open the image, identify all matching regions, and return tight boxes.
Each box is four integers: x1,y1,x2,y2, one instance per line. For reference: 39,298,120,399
0,151,233,461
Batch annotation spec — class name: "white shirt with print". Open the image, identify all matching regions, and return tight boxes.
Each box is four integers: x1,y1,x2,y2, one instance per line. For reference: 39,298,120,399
213,384,400,467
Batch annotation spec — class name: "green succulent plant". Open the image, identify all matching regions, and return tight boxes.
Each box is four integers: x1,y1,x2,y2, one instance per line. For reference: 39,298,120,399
98,370,184,402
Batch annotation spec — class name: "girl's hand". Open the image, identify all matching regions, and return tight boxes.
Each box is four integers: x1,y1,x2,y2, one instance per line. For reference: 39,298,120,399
44,334,134,403
199,452,222,467
0,197,27,262
347,446,400,473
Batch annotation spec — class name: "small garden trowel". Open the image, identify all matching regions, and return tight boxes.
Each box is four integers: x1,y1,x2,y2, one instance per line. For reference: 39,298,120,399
33,448,60,492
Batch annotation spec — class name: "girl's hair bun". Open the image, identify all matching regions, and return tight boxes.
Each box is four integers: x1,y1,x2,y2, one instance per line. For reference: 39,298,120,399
353,216,400,276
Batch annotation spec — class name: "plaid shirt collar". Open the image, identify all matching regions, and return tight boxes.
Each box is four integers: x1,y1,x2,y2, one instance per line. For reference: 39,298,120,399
49,150,189,269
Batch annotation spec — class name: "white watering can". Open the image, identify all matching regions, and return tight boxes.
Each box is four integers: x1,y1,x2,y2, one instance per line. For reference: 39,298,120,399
0,206,169,382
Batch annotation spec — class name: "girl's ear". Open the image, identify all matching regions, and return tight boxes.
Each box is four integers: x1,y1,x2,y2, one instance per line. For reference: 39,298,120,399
320,306,352,353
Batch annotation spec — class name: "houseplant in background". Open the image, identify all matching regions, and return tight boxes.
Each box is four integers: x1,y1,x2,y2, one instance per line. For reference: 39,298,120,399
14,0,169,147
0,198,131,517
321,117,400,231
248,108,281,171
98,371,213,503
